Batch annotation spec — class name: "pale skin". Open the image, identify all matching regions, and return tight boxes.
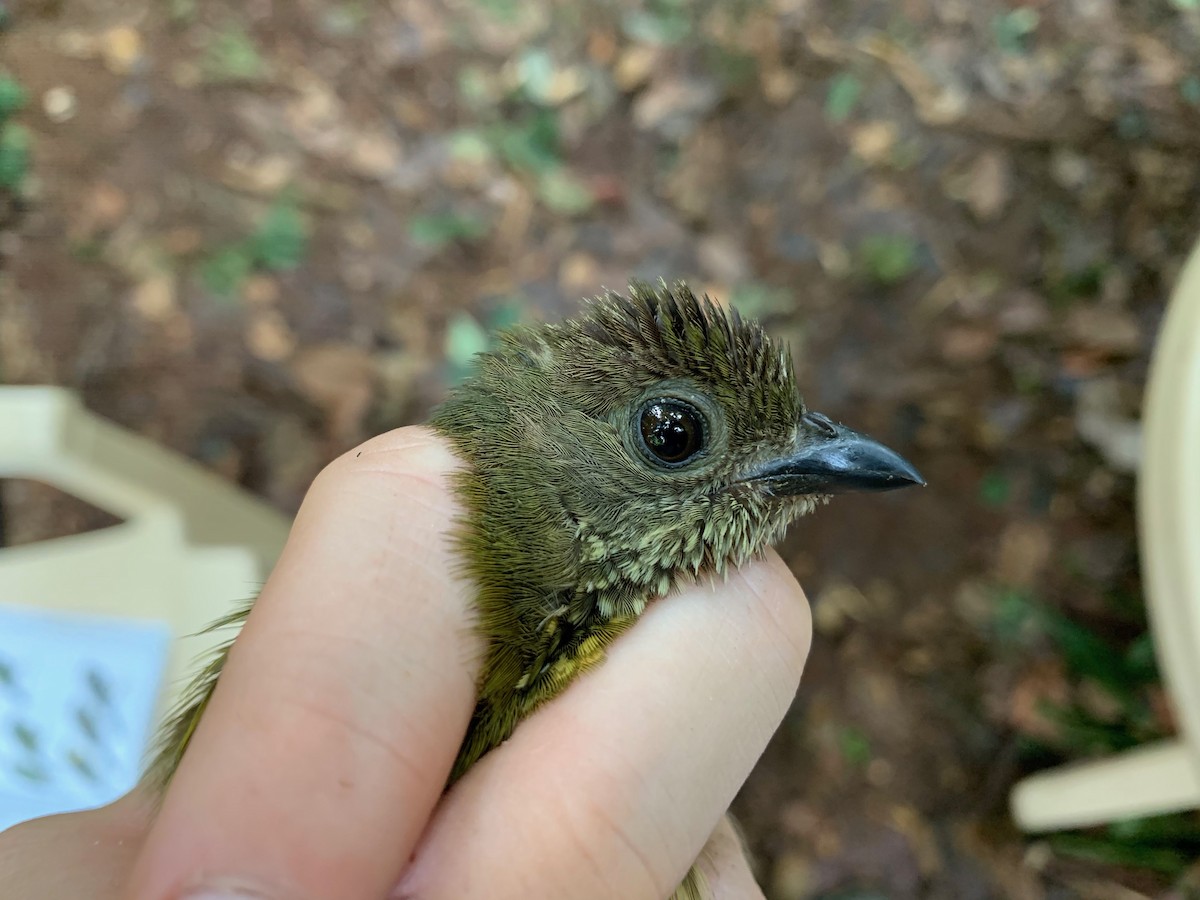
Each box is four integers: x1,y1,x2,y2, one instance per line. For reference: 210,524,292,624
0,427,812,900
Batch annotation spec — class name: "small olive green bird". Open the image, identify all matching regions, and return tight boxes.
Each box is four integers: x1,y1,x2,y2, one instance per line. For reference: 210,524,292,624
148,281,922,899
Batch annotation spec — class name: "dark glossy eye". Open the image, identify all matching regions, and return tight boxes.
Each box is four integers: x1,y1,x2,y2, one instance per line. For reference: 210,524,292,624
638,399,706,466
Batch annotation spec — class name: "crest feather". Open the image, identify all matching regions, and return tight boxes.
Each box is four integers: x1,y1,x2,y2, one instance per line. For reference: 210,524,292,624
571,280,794,393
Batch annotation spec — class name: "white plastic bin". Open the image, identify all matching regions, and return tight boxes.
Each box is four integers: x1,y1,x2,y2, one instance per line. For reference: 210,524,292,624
1011,241,1200,829
0,388,290,825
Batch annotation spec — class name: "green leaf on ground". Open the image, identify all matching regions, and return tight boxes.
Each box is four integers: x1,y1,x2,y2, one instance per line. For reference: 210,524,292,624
839,726,873,768
202,245,255,296
622,3,692,45
0,75,28,122
537,169,593,215
492,109,561,176
516,48,556,105
858,233,920,284
1049,833,1191,875
444,311,492,384
409,212,489,247
251,198,308,271
203,26,267,81
993,7,1040,55
729,283,793,318
0,123,31,189
449,129,494,166
1181,74,1200,107
825,72,863,123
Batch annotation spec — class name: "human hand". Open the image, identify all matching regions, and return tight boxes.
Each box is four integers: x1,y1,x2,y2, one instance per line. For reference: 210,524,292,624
1,426,811,900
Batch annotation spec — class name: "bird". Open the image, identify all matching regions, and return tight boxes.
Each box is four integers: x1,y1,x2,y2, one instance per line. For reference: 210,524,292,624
147,280,924,899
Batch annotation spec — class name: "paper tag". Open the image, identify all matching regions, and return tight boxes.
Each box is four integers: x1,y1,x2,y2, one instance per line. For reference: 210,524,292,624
0,604,170,829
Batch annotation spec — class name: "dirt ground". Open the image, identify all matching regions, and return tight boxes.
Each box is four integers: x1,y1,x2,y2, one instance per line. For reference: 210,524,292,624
3,1,1200,897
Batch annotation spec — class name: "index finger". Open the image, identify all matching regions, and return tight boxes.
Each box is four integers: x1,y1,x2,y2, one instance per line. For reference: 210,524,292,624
129,427,477,900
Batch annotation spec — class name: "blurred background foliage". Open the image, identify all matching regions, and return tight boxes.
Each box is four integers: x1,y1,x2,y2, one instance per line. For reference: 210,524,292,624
2,0,1200,896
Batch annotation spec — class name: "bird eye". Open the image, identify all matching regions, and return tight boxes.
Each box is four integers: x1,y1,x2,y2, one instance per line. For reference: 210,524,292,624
638,399,706,467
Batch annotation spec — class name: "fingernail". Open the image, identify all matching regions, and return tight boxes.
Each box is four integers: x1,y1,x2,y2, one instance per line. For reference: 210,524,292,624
179,877,278,899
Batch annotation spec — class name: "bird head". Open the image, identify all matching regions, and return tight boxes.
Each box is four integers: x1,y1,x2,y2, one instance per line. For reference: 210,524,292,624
434,281,923,616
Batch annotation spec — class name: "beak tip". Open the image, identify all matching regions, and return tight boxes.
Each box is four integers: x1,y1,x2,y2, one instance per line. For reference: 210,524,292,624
899,463,926,489
750,415,926,496
846,439,925,493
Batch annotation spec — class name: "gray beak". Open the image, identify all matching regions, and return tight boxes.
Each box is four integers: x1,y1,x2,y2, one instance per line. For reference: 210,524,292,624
749,411,925,496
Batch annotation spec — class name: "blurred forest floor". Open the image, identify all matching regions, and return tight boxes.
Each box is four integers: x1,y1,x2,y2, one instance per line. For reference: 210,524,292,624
3,1,1200,897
